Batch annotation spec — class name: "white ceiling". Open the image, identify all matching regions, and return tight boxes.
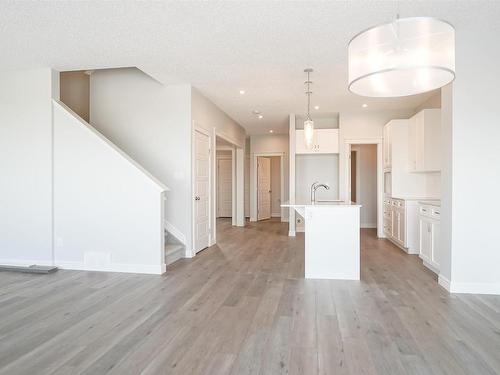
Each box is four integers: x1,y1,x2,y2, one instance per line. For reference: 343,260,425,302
0,1,495,134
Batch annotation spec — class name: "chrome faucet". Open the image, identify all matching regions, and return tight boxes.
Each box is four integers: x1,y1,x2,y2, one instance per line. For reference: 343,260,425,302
310,181,330,204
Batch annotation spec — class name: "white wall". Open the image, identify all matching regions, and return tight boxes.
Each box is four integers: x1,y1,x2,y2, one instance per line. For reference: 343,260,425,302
90,68,192,249
249,134,289,221
191,88,246,148
53,101,166,274
0,68,57,265
439,16,500,294
351,144,377,228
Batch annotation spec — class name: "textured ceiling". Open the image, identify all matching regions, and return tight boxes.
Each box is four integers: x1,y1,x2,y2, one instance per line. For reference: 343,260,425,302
0,1,496,134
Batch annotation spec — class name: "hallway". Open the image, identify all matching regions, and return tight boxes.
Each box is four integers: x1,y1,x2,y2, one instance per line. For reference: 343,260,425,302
0,220,499,374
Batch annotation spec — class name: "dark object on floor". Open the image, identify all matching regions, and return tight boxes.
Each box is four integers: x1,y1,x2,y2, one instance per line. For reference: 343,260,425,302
0,264,58,274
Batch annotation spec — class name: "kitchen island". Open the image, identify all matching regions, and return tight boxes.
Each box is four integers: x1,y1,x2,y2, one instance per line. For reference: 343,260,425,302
282,201,361,280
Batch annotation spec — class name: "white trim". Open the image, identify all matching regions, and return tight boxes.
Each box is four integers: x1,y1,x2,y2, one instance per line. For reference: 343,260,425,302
361,223,377,228
231,147,237,226
212,130,245,243
449,281,500,295
58,261,166,275
438,274,500,295
289,115,296,235
272,213,281,218
0,259,165,275
192,123,212,257
164,220,187,245
251,152,285,222
438,274,451,291
344,138,384,238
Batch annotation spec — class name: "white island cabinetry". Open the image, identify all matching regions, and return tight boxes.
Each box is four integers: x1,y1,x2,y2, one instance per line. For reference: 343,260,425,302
282,202,361,280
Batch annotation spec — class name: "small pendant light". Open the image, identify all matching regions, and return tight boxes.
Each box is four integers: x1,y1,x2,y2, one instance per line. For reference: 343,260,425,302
303,68,314,149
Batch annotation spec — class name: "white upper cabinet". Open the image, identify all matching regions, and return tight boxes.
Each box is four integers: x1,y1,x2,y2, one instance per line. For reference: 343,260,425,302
408,109,441,172
295,128,339,154
383,123,392,170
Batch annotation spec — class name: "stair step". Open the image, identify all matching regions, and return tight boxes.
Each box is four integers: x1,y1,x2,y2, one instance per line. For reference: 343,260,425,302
165,244,184,266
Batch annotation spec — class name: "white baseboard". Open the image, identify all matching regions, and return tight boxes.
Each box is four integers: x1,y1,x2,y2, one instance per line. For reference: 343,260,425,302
288,231,296,237
164,220,186,245
449,281,500,295
0,258,165,275
438,275,500,295
438,274,451,292
57,261,165,275
271,213,281,218
361,222,377,229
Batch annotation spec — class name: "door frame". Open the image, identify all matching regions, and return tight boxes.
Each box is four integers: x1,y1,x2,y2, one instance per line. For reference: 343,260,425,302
344,138,384,238
211,130,242,246
251,152,285,222
216,151,233,219
349,149,360,204
191,124,212,257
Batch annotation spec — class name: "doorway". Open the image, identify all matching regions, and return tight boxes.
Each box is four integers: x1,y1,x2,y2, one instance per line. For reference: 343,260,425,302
216,150,233,218
345,140,383,237
251,153,284,222
257,156,271,220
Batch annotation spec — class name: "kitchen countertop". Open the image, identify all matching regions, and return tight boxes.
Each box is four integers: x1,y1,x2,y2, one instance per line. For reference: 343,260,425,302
281,201,361,208
418,200,441,207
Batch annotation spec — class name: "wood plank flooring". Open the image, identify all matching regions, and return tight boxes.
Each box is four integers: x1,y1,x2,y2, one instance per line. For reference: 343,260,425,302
1,218,500,374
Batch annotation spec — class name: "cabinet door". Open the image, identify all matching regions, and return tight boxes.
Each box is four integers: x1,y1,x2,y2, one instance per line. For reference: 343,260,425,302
398,209,406,245
430,221,440,268
295,129,338,154
392,209,399,241
316,129,339,153
423,110,441,171
408,116,417,172
419,219,432,261
409,109,441,172
415,111,425,171
383,124,392,169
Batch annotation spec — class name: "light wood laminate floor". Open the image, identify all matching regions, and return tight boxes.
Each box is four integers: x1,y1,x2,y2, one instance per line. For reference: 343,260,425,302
1,219,500,375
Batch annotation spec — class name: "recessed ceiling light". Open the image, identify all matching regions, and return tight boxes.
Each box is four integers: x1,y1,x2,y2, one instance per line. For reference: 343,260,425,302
269,130,274,133
258,115,264,119
239,90,245,95
314,105,320,110
362,103,368,108
252,110,261,115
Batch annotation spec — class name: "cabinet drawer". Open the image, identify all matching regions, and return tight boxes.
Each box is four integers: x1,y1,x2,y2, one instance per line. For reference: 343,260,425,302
431,207,441,219
419,205,432,217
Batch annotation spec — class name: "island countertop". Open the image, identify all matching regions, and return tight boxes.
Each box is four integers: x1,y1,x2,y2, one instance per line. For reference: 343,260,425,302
281,201,362,208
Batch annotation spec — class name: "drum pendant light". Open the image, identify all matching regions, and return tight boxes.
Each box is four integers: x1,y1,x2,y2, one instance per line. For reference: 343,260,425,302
348,17,455,97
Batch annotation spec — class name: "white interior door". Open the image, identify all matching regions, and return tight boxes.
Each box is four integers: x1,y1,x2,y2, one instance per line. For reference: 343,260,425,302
194,130,210,253
217,158,232,218
257,156,271,221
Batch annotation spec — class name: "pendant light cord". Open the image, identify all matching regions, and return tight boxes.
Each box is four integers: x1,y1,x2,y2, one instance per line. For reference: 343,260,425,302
305,70,312,121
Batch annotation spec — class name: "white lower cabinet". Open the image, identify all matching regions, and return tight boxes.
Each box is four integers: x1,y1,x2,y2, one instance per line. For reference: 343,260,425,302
418,203,441,273
383,198,419,254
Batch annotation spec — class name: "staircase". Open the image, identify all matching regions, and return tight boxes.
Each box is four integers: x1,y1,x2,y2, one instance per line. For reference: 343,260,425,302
164,230,185,266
